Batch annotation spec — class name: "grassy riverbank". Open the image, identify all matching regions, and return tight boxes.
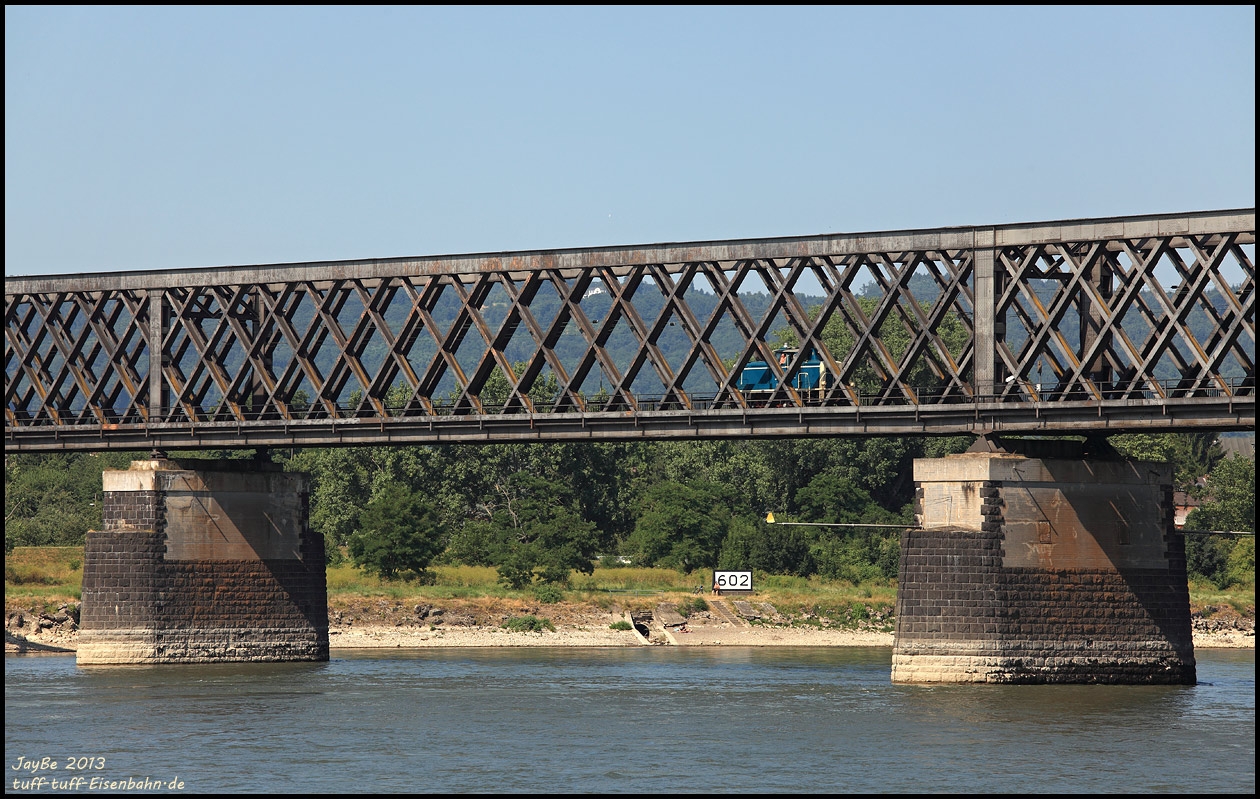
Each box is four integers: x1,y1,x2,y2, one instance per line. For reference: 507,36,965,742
5,546,1253,627
2,547,898,627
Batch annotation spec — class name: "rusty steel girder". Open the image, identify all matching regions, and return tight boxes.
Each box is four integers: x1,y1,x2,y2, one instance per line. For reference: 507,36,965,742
5,209,1254,450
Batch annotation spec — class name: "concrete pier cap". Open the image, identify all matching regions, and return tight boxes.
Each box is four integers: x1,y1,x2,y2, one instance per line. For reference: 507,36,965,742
893,439,1194,685
77,457,328,665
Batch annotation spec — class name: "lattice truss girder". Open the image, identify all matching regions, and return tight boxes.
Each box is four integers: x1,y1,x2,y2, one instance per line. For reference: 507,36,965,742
994,233,1254,401
4,230,1254,426
4,290,151,425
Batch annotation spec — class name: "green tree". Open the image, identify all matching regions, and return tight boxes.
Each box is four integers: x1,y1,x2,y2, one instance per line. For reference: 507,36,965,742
1225,536,1256,590
794,474,906,583
476,473,600,588
279,441,453,564
4,452,138,551
285,447,375,563
1184,455,1255,589
551,441,639,552
444,519,504,567
795,474,903,526
1186,456,1255,534
808,529,901,584
923,435,976,459
1109,432,1224,494
717,515,815,576
441,466,600,587
626,481,731,571
348,484,445,580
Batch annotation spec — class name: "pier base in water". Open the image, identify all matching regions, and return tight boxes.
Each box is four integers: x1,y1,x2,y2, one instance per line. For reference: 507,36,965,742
77,458,328,665
892,444,1195,684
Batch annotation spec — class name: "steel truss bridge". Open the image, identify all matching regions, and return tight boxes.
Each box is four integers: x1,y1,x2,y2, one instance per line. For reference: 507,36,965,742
5,209,1254,451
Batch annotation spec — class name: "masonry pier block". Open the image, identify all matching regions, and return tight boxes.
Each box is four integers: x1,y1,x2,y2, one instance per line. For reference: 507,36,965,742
77,459,329,665
892,450,1195,684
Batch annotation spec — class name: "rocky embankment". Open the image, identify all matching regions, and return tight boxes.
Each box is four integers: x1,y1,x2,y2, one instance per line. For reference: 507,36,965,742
1190,604,1257,648
5,603,81,653
6,598,1255,653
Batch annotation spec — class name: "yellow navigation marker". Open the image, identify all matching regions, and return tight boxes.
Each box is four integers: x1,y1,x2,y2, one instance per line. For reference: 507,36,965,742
765,512,775,524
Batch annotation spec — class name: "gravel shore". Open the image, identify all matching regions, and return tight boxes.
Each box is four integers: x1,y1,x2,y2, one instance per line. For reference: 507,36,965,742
324,608,1254,650
8,623,1252,653
7,598,1253,653
327,620,898,649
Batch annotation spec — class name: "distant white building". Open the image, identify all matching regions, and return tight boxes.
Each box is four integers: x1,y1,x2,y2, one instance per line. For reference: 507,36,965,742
1173,490,1203,530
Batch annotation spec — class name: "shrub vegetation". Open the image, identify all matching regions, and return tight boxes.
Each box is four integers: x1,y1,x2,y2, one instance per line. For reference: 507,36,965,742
502,615,556,633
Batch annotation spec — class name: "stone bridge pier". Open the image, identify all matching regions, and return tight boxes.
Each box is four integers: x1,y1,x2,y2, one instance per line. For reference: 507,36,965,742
77,457,328,665
892,438,1195,684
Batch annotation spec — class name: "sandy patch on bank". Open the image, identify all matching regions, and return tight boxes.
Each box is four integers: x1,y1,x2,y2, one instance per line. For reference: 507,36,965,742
329,623,645,648
326,621,1252,650
327,623,896,649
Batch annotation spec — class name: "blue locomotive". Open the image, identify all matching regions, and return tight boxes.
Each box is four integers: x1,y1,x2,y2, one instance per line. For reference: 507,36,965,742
735,346,827,403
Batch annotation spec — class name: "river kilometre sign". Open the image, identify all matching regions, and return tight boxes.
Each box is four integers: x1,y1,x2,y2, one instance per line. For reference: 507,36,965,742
713,570,752,592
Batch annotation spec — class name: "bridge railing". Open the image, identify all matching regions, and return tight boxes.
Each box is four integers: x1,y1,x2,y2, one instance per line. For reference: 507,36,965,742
7,375,1251,424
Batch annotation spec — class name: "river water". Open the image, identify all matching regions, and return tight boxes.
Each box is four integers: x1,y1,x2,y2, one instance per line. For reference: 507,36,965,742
5,647,1254,794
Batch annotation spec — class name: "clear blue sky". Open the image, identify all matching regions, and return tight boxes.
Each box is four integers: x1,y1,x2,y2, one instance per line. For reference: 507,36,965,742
5,5,1255,277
